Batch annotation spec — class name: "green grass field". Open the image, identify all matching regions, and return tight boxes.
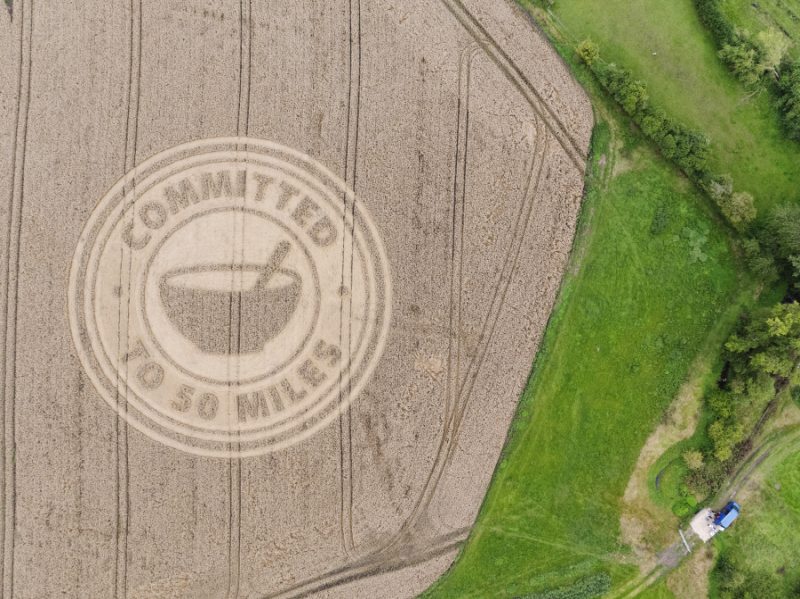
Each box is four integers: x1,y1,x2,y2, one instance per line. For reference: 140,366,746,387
529,0,800,211
711,448,800,596
424,106,745,596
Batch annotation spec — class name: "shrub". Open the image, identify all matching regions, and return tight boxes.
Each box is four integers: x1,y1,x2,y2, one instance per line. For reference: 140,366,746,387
717,191,757,231
719,42,762,87
705,173,734,203
791,386,800,406
709,419,745,462
577,39,600,66
687,458,729,495
777,58,800,141
702,175,756,231
526,573,611,599
693,0,737,46
755,29,790,77
683,450,705,471
672,499,693,518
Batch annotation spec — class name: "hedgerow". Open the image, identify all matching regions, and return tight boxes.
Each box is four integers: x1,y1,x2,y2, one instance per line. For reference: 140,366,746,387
693,0,737,46
579,45,712,182
692,0,800,141
577,41,757,230
777,58,800,141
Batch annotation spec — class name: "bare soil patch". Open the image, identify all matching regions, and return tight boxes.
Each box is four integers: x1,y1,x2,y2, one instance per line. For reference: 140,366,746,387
620,361,705,571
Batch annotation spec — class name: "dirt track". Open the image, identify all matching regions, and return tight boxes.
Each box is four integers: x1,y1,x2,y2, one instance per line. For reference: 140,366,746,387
0,1,591,597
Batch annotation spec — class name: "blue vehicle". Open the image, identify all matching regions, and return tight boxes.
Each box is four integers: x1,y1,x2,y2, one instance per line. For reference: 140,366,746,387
713,501,740,530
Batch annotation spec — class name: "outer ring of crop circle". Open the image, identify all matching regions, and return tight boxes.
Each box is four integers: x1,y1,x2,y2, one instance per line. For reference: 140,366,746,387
68,137,392,457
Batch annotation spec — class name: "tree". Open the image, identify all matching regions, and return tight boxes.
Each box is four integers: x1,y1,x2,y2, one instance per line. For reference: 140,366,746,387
596,63,649,116
718,191,757,231
756,29,790,77
709,419,744,462
620,78,649,116
726,302,800,379
577,39,600,66
741,238,779,284
763,203,800,261
707,389,734,419
777,59,800,140
791,386,800,406
705,173,734,203
719,43,761,86
640,107,669,140
683,450,704,471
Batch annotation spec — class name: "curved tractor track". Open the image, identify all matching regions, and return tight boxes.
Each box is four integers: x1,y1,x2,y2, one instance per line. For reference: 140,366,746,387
0,1,591,597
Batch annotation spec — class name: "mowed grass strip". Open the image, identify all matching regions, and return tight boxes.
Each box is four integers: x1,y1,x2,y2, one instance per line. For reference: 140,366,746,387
424,122,743,597
530,0,800,209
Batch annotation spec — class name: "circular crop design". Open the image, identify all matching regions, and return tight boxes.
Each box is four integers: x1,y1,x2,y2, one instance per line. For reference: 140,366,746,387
69,138,391,457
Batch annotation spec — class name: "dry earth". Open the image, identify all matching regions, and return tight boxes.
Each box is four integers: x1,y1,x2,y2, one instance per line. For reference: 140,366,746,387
0,1,591,597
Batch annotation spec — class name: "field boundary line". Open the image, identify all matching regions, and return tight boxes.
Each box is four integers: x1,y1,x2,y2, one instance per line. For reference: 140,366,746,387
226,2,252,597
375,45,478,551
414,122,550,530
440,0,587,170
337,0,362,558
112,1,142,597
2,0,32,595
262,528,469,599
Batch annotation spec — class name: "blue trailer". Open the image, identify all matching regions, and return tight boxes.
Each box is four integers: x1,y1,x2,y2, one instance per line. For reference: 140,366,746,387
713,501,740,530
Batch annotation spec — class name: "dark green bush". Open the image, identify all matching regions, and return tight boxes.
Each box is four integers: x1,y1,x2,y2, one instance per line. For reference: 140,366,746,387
741,238,780,283
693,0,737,46
649,202,671,236
791,386,800,406
526,574,612,599
777,59,800,141
672,499,693,518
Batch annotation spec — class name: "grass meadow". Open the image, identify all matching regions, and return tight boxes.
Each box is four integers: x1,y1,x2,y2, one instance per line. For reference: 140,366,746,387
424,112,744,598
711,447,800,596
533,0,800,211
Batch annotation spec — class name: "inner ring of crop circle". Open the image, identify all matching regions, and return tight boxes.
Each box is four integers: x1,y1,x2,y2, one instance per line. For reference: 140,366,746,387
140,206,322,387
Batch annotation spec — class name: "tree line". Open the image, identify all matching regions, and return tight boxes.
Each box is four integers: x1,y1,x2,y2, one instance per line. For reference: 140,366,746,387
694,0,800,141
577,40,758,231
